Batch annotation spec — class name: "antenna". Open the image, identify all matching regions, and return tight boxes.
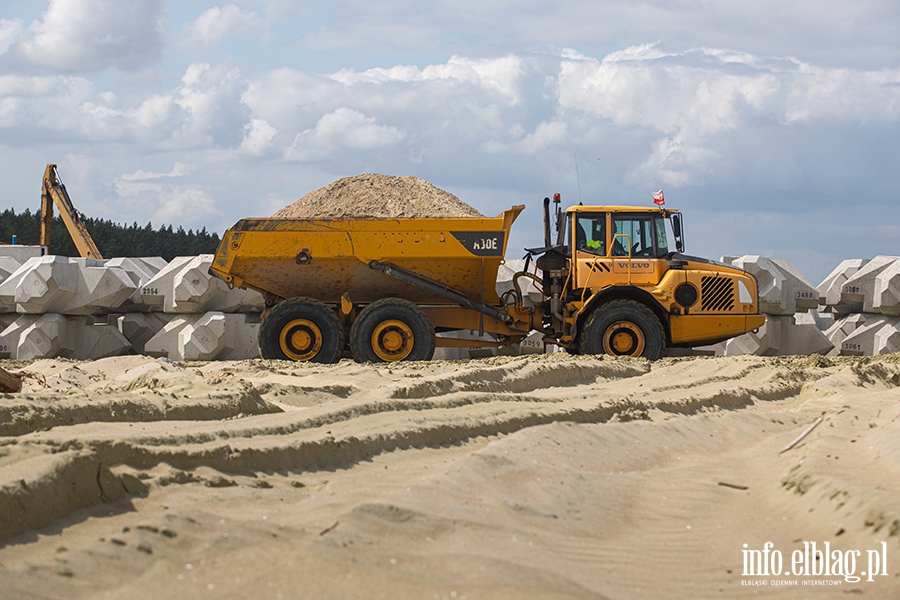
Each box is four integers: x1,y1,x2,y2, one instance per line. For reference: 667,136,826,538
574,153,583,204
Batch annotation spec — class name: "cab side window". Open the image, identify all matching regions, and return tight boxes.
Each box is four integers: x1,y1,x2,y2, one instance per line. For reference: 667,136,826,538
575,215,606,256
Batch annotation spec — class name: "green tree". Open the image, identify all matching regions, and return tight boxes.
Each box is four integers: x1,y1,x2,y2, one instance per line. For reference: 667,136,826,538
0,209,220,261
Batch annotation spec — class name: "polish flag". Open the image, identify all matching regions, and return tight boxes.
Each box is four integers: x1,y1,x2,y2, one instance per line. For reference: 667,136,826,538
652,190,665,206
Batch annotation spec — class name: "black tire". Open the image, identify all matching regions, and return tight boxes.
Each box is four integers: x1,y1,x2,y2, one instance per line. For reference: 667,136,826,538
581,299,665,360
350,298,435,363
258,297,344,363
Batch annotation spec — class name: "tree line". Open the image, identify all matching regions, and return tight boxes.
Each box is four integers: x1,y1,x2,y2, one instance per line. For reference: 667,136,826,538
0,208,220,261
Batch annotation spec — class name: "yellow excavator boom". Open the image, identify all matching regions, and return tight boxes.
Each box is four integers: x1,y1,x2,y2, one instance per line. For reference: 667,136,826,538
40,164,103,259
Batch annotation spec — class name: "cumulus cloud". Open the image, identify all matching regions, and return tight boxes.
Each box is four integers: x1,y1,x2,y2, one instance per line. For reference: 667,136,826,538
12,0,168,71
114,176,221,228
331,55,524,103
120,162,193,181
2,44,900,268
557,45,900,185
483,120,568,155
180,4,267,51
240,119,279,156
151,187,220,225
286,108,406,160
173,62,246,146
0,19,26,55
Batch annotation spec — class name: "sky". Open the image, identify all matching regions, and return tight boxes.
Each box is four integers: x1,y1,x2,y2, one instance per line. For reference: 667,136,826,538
1,0,899,284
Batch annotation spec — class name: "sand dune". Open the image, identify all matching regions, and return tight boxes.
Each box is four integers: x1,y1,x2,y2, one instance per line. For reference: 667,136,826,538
1,353,899,598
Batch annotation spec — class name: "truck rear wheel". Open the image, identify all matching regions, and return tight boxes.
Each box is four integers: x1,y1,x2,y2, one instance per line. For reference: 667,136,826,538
259,297,344,363
350,298,435,363
581,299,665,360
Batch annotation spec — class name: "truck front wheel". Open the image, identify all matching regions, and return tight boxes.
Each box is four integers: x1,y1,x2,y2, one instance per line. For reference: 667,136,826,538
581,299,665,360
259,297,344,363
351,298,436,363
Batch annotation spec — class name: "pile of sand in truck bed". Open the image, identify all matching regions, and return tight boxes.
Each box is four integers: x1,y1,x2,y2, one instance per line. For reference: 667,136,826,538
271,173,484,219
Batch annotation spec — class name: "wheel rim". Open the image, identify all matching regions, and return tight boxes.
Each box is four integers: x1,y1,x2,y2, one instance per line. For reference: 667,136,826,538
371,319,414,362
279,318,323,361
602,321,646,356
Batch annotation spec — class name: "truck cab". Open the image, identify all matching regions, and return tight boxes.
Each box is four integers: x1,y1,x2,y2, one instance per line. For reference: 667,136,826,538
570,206,675,290
535,200,766,359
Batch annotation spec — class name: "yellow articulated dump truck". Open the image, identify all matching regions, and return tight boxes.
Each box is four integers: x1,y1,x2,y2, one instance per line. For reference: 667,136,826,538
209,195,765,363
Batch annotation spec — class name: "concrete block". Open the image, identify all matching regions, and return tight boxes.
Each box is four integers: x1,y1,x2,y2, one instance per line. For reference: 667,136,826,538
71,322,133,360
144,312,260,360
817,259,869,314
496,259,544,307
0,256,76,314
723,314,833,356
103,257,168,312
823,313,874,356
836,256,900,316
518,330,547,354
0,258,22,314
838,316,900,356
0,255,138,315
874,259,900,316
692,342,725,356
0,244,44,263
0,314,131,360
0,256,21,283
115,312,176,354
0,315,16,357
873,321,900,355
141,255,264,314
723,256,819,315
793,310,835,331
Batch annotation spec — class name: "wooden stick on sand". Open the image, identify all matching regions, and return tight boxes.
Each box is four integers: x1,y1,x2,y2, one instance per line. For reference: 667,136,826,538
779,417,824,454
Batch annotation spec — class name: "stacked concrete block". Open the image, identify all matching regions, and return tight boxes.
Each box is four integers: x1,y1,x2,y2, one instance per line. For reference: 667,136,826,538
793,310,835,332
140,255,264,314
814,256,900,356
823,313,874,356
824,314,900,356
836,256,900,316
104,257,168,312
114,312,176,354
0,256,138,315
722,255,819,315
0,314,131,360
817,259,869,314
143,312,260,361
0,258,22,313
722,314,833,357
0,314,15,357
0,256,21,283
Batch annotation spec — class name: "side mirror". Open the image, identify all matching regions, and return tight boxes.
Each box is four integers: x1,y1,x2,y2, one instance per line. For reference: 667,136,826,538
671,213,684,253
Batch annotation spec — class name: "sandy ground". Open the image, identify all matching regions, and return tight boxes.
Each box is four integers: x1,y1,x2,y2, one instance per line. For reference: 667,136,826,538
1,352,900,599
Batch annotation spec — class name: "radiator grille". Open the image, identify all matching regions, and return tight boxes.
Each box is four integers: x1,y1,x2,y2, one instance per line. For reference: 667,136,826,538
700,276,735,312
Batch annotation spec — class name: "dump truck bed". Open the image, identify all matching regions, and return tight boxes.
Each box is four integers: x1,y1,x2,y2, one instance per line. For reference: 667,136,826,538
210,206,524,305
